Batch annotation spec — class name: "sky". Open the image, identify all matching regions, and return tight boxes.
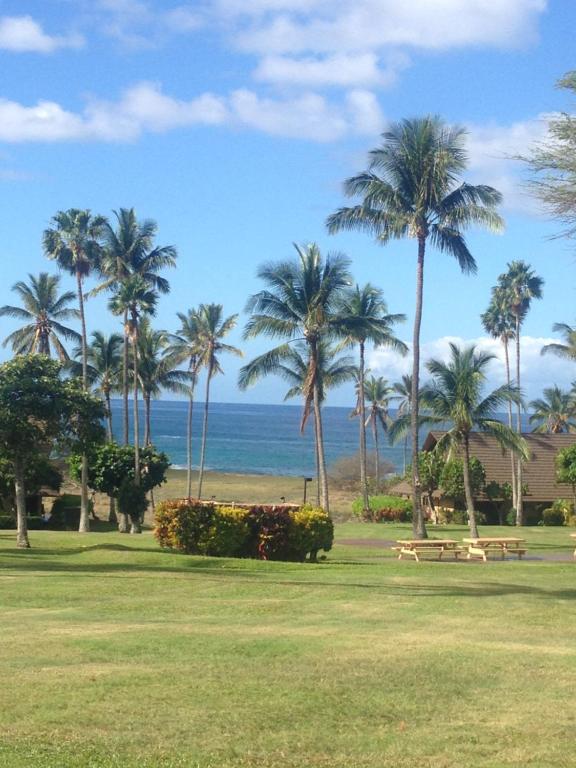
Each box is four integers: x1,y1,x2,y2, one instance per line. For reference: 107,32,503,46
0,0,575,406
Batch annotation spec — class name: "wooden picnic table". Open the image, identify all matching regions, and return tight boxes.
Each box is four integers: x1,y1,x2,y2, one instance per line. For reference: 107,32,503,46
394,539,464,562
571,533,576,559
462,537,527,562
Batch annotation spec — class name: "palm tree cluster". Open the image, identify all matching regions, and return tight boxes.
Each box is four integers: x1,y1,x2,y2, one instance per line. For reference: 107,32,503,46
1,207,239,531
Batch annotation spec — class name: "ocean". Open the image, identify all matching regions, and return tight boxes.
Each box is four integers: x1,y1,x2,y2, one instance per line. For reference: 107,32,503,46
109,399,407,477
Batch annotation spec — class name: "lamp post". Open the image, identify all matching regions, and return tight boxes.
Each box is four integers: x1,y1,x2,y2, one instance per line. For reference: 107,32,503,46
302,477,313,504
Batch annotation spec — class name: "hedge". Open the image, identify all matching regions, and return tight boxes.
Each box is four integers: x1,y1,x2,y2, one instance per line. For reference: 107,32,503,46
351,494,412,522
154,500,333,562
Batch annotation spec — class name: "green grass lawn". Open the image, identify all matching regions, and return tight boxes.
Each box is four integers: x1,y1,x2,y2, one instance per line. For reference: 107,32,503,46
1,524,575,768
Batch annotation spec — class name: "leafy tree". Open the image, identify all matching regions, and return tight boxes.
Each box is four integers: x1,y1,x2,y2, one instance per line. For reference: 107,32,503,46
418,449,446,521
195,304,242,499
529,386,576,433
497,261,543,525
327,116,503,538
43,208,107,532
440,457,486,512
70,443,170,532
524,71,576,241
0,273,80,360
421,343,528,537
334,284,406,512
0,356,104,547
239,243,351,513
484,480,513,525
98,208,177,444
555,443,576,506
165,308,204,498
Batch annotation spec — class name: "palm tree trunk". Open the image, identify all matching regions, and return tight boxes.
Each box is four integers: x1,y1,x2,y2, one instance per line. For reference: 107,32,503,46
198,365,212,499
373,416,380,489
503,338,517,512
144,393,151,447
14,457,30,549
411,236,427,538
358,341,369,512
515,316,524,526
122,311,129,445
132,330,140,483
314,419,321,507
463,435,480,538
76,270,90,534
403,435,408,476
313,379,329,513
186,374,196,498
105,392,113,441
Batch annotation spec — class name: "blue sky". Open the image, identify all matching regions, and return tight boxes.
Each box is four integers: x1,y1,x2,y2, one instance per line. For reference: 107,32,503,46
0,0,575,406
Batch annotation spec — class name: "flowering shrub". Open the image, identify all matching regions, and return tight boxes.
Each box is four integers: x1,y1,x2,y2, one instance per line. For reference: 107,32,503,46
154,500,333,561
352,495,412,522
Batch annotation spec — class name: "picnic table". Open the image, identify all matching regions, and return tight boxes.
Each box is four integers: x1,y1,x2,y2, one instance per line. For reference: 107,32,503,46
462,537,527,562
394,539,464,562
571,533,576,559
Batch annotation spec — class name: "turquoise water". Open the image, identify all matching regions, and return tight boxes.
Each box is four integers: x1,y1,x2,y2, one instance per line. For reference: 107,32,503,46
110,400,407,477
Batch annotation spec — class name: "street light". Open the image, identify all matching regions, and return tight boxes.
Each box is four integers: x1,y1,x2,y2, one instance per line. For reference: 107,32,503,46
302,476,313,504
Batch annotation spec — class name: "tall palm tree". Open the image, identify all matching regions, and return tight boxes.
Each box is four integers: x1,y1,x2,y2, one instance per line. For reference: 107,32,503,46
498,261,544,525
98,208,177,444
392,374,413,475
326,116,504,538
239,243,351,512
137,320,190,446
529,386,576,433
0,273,80,359
361,376,396,489
335,284,407,511
481,285,518,508
196,304,242,499
165,309,204,498
43,208,107,533
421,344,528,537
109,276,158,483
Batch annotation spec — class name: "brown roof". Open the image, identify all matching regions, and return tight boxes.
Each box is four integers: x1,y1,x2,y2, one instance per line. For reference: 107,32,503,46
422,431,576,503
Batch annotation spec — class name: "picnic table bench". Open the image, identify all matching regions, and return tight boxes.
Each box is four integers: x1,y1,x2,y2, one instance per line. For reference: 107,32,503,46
394,539,465,562
571,533,576,559
462,537,527,562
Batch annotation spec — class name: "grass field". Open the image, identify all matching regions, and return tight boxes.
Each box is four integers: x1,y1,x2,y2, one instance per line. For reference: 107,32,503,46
1,523,575,768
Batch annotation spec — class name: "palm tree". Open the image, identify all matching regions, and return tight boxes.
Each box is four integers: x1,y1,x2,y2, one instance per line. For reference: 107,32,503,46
196,304,242,499
541,322,576,364
335,284,407,512
165,309,204,498
421,344,528,537
481,285,518,508
137,320,190,446
43,208,107,533
73,331,123,440
498,261,544,525
326,116,504,538
98,208,177,444
239,243,351,512
0,273,80,359
392,374,413,474
362,376,396,489
529,386,576,433
109,276,158,485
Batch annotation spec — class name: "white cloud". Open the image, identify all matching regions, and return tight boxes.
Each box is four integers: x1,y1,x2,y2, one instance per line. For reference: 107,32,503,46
93,0,204,47
0,15,83,53
0,82,384,144
253,52,408,88
369,334,576,400
228,0,547,56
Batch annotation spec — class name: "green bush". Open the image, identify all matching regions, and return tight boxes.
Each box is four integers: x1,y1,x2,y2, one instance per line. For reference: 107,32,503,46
542,507,566,526
441,508,469,525
351,495,412,522
154,500,333,562
0,515,14,529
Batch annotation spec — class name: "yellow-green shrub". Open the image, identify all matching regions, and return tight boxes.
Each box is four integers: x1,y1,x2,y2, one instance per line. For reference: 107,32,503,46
204,506,250,557
290,505,334,562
